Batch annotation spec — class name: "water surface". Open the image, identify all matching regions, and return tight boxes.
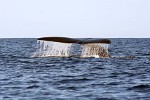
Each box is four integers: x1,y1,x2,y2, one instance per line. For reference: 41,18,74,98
0,38,150,100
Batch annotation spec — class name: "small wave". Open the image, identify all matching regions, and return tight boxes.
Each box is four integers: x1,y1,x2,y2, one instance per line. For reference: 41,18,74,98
111,55,150,60
57,86,77,91
111,56,135,59
56,78,93,84
26,84,39,89
127,84,150,92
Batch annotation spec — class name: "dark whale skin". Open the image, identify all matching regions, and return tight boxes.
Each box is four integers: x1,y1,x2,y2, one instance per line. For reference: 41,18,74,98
38,37,111,44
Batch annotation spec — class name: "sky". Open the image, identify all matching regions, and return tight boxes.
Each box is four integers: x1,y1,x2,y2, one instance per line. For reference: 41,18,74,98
0,0,150,38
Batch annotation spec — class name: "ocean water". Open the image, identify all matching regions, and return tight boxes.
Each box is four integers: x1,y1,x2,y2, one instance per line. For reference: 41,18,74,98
0,38,150,100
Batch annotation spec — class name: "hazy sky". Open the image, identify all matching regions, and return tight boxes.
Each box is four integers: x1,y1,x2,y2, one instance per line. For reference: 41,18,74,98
0,0,150,38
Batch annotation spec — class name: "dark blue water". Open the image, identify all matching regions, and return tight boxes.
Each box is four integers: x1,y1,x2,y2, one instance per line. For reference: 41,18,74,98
0,38,150,100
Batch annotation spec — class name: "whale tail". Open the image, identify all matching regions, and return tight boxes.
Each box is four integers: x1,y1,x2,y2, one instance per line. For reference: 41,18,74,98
32,37,111,58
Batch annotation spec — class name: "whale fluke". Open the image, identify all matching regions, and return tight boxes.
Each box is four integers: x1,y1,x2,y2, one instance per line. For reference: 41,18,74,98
33,37,111,58
38,37,111,44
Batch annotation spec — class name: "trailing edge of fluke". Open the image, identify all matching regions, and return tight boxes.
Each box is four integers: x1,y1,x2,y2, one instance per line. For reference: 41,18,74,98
38,37,111,44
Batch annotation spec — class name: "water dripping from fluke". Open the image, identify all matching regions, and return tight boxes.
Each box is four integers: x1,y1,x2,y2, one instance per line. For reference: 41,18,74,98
32,37,111,58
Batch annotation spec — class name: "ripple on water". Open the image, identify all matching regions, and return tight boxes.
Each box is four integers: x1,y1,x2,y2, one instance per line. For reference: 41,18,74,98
127,84,150,92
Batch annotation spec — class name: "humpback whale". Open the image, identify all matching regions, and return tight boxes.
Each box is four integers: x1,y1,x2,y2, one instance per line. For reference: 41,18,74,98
33,37,111,58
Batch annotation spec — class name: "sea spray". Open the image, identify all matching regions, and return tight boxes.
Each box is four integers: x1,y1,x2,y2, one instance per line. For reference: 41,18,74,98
32,40,73,57
81,43,110,58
